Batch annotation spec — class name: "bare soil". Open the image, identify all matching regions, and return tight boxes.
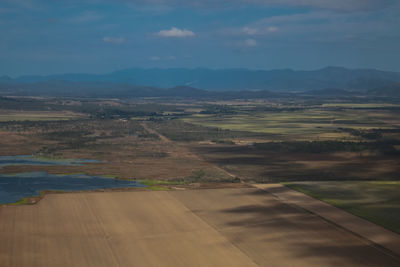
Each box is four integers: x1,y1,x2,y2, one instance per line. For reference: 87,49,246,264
1,188,399,266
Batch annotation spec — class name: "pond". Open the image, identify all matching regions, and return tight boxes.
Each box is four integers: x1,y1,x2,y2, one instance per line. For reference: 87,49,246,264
0,155,143,204
0,172,144,204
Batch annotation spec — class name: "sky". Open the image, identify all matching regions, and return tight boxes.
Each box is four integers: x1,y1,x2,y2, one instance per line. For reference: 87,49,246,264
0,0,400,76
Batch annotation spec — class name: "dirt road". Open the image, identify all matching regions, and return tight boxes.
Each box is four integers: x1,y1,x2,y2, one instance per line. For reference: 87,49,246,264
141,122,238,180
141,122,171,143
1,188,399,266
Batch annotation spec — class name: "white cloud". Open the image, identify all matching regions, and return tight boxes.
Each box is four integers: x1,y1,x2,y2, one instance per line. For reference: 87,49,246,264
241,38,258,47
102,37,125,44
243,8,400,45
267,26,278,32
242,27,258,35
221,25,278,37
156,27,195,37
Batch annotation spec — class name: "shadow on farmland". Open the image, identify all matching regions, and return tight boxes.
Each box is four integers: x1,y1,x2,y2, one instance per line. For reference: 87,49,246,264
191,144,400,182
218,188,400,266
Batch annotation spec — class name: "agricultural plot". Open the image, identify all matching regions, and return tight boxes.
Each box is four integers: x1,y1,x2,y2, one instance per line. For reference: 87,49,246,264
1,99,399,183
284,181,400,234
1,188,399,266
0,111,83,121
183,107,400,141
0,97,400,266
193,142,400,182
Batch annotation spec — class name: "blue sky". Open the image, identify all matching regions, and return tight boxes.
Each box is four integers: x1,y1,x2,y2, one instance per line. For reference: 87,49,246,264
1,0,399,76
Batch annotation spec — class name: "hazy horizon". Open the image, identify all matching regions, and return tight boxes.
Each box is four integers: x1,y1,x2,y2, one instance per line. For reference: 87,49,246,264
1,0,399,76
3,65,400,79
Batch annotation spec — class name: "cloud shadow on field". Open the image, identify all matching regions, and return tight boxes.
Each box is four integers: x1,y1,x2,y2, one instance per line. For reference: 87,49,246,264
214,188,400,266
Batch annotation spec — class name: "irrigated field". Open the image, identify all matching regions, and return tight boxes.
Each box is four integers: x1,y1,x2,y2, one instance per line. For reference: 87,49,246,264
1,188,399,267
183,107,400,140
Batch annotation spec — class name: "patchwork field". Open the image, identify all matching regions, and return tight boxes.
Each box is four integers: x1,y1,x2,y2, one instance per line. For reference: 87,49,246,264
1,97,400,266
1,98,399,184
183,108,400,141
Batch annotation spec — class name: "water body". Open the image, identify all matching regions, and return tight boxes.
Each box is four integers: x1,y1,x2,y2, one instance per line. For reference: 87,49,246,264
0,155,99,169
0,155,143,204
0,172,144,204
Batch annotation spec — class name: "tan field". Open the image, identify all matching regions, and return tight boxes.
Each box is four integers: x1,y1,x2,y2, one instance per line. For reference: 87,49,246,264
1,188,400,267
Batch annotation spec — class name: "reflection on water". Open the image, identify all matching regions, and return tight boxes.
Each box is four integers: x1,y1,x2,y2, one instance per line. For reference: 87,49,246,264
0,172,144,204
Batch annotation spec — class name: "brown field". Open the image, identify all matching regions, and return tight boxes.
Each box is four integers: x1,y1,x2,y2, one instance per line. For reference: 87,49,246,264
1,188,399,267
192,143,400,182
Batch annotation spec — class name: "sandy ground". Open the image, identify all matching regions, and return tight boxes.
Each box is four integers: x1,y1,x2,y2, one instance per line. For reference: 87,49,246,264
1,188,399,267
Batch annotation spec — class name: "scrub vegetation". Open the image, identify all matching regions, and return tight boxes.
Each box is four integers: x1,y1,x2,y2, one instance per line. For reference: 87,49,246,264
0,95,399,183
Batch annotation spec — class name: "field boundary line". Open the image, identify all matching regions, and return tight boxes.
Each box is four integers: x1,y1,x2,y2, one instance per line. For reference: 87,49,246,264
254,183,400,258
167,191,260,267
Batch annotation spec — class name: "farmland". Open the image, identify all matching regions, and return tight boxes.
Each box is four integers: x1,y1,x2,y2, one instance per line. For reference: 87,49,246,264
183,105,400,140
284,181,400,234
0,110,83,122
0,95,400,266
3,0,400,265
0,96,399,183
1,188,399,266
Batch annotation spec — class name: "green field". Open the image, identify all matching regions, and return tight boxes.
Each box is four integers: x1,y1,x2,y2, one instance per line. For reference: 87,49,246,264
284,181,400,234
321,103,400,108
0,112,82,121
183,108,399,141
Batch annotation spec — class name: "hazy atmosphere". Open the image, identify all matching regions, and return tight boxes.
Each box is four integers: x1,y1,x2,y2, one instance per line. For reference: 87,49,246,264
1,0,400,76
1,1,400,267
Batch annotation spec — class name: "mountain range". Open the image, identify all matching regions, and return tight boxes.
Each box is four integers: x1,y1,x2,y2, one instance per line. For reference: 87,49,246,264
1,66,400,97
